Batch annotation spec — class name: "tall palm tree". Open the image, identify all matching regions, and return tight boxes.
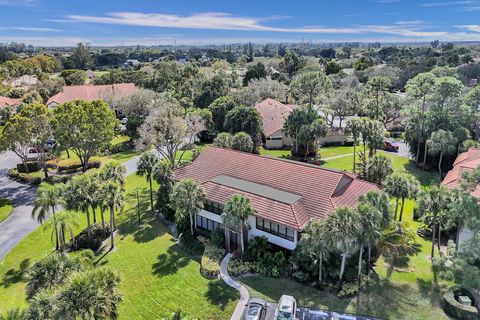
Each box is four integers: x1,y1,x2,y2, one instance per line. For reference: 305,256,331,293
64,175,92,237
355,204,382,281
358,191,392,228
298,218,329,281
170,179,205,236
100,161,126,186
383,173,403,220
88,172,105,227
427,129,456,177
102,181,125,249
324,207,359,282
32,182,65,251
52,212,78,252
417,185,450,259
399,175,420,222
222,194,254,255
137,152,159,212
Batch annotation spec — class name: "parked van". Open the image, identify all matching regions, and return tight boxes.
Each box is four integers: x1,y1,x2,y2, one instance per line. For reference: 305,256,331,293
274,295,296,320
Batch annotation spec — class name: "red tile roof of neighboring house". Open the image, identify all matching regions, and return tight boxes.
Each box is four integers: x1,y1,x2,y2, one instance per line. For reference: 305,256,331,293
0,96,21,107
47,83,136,105
442,147,480,196
175,146,379,230
255,98,298,137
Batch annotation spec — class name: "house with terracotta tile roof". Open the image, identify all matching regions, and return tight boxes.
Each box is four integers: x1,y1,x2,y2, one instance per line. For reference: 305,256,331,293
255,98,346,150
46,83,136,108
442,147,480,249
0,96,21,108
174,146,379,250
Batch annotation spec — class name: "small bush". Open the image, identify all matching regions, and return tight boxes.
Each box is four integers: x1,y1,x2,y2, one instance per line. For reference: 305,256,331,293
442,288,479,320
57,159,101,173
198,236,225,279
17,161,40,173
292,271,310,282
227,257,254,277
337,277,366,298
69,224,110,252
8,168,42,185
209,228,225,248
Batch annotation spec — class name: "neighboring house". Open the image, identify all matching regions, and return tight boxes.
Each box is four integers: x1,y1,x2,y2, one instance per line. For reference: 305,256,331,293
123,59,140,67
5,75,38,87
442,147,480,250
46,83,137,108
174,146,379,251
256,98,346,149
0,96,21,108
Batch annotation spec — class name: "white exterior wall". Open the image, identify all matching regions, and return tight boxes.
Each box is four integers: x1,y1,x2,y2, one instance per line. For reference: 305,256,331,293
265,129,293,150
196,209,298,250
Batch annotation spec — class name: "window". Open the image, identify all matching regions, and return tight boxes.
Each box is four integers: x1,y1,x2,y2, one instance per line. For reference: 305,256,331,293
195,214,219,232
256,217,295,241
204,200,224,215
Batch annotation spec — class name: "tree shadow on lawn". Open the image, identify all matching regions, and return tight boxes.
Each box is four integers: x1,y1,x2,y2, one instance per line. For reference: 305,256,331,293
205,279,239,311
416,278,446,308
117,208,168,244
0,258,30,288
151,244,191,277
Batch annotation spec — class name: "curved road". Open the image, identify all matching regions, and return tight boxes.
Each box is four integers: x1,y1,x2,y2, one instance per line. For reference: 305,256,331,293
0,151,143,261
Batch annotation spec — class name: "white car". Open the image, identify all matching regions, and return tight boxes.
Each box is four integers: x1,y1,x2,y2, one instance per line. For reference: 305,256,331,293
274,295,296,320
121,117,128,125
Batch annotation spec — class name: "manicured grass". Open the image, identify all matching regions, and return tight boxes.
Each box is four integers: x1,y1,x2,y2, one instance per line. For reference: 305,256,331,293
259,146,357,160
259,148,291,158
0,199,13,223
0,174,238,319
175,144,208,162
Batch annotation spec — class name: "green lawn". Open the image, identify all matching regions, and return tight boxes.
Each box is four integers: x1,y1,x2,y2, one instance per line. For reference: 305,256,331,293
259,145,358,160
0,199,13,223
0,174,238,319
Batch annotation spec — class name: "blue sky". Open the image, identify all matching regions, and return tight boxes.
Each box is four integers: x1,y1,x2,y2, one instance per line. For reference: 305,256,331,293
1,0,480,46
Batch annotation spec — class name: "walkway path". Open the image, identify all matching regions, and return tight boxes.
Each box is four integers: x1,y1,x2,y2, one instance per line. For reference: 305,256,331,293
220,253,249,320
322,153,354,161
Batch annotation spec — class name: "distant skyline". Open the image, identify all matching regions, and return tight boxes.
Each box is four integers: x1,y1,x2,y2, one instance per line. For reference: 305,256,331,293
1,0,480,46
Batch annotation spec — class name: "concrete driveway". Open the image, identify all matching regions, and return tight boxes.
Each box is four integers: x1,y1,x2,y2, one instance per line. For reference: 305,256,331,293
263,302,379,320
0,151,39,261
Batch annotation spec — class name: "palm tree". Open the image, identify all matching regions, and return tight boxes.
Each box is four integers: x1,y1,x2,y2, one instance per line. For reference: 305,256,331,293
32,182,64,250
103,181,125,249
170,179,205,236
222,194,254,255
88,172,105,228
298,218,329,281
64,175,92,237
377,221,419,278
345,118,362,172
324,207,359,282
137,152,159,212
383,173,403,220
53,212,78,252
399,175,420,222
427,129,456,177
358,191,392,228
384,173,420,221
417,185,450,259
355,204,382,281
100,161,126,185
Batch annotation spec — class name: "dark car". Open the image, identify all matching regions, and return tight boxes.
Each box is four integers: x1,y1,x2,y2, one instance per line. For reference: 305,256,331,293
383,140,399,152
244,298,267,320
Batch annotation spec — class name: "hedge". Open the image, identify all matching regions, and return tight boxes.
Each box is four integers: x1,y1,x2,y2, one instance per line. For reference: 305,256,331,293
198,236,224,279
16,161,40,173
8,168,42,185
47,158,101,173
442,288,479,320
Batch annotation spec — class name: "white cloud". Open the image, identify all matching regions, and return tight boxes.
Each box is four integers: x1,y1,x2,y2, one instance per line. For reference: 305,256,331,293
0,36,88,46
0,0,35,6
420,1,477,7
64,11,448,38
12,27,60,32
456,24,480,32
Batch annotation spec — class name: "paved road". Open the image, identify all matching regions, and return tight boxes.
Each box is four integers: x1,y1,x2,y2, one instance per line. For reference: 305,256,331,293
0,151,39,261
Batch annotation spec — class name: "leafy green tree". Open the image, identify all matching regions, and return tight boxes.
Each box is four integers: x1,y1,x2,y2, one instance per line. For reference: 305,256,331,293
323,87,360,128
453,127,470,155
170,179,205,236
60,70,86,85
297,118,328,160
213,132,234,149
194,74,228,108
52,100,118,172
224,106,263,149
208,96,237,132
324,207,359,282
324,60,342,75
0,114,34,172
290,71,332,107
71,42,93,69
417,185,451,259
232,132,254,153
281,51,305,77
298,218,329,281
153,161,174,217
137,152,159,212
32,183,65,251
222,194,254,254
243,62,267,86
361,76,393,122
464,85,480,139
427,129,456,176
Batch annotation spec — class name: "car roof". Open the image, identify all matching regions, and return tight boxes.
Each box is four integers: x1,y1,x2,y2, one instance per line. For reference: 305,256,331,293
249,298,267,305
279,295,295,307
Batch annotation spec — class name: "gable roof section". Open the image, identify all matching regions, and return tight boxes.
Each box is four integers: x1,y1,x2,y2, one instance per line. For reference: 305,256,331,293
442,147,480,196
0,96,21,107
47,83,136,105
175,146,378,229
255,98,298,137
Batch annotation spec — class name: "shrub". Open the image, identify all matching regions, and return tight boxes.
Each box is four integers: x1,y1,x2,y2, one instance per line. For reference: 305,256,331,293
8,168,42,184
245,236,269,262
69,224,110,252
442,288,479,320
337,277,367,298
179,232,204,256
227,257,254,277
17,161,40,173
56,158,101,173
209,228,225,248
107,140,132,154
198,236,225,279
292,271,310,282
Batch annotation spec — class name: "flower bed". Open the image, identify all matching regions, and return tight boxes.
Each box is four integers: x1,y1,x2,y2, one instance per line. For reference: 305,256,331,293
198,236,225,280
